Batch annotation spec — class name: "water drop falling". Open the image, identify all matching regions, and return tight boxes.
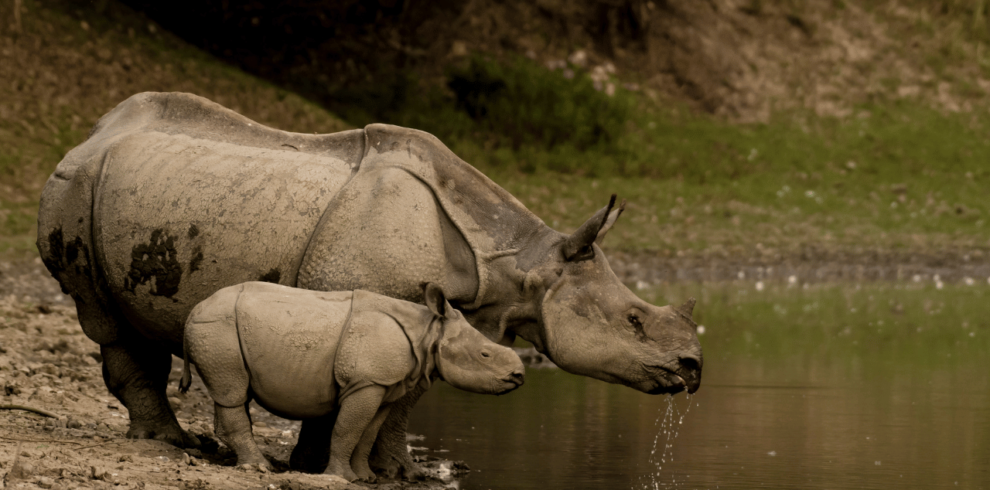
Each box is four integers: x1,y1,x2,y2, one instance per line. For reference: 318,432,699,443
639,394,693,489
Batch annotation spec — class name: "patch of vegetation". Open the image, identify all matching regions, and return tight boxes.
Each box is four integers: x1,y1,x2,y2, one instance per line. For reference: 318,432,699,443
0,0,350,258
322,56,632,173
444,57,630,151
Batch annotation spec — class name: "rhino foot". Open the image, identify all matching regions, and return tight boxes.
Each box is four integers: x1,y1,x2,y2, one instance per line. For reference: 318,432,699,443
351,460,377,483
126,424,201,448
368,450,423,481
238,462,271,472
325,462,359,483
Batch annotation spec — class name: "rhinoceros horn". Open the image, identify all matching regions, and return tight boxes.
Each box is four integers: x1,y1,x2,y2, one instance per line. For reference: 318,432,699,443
676,298,697,319
562,194,617,261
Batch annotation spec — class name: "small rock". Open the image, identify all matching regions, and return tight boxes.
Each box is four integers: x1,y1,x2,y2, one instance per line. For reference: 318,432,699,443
181,453,191,465
35,476,54,489
6,458,36,481
118,455,134,463
90,466,111,481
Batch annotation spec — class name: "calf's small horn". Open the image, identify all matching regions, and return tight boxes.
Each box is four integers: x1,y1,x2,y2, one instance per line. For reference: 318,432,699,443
676,298,696,319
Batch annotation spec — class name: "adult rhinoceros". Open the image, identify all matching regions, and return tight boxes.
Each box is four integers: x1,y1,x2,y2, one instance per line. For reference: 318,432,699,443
37,92,702,477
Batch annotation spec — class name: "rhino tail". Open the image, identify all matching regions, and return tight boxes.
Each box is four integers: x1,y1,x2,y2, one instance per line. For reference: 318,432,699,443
179,347,192,394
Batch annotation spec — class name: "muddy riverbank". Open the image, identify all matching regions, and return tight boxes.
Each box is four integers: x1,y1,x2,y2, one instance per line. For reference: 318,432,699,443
2,246,988,489
0,294,467,489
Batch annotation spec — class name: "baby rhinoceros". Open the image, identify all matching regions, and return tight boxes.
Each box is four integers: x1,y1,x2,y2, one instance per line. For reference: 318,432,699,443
179,281,524,481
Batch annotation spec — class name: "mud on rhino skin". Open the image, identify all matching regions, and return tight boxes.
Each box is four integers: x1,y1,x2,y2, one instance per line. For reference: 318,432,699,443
36,91,702,478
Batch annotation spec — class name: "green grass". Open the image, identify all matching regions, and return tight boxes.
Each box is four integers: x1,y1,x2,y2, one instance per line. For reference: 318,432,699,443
447,100,990,254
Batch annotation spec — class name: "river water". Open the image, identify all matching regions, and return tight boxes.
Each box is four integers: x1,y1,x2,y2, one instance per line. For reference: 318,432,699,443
408,282,990,489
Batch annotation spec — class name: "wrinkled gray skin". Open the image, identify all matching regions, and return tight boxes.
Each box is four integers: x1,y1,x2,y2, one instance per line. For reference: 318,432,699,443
180,282,522,482
36,92,702,478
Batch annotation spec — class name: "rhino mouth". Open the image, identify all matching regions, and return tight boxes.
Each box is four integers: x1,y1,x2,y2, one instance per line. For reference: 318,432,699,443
648,373,686,395
493,373,525,394
645,365,700,395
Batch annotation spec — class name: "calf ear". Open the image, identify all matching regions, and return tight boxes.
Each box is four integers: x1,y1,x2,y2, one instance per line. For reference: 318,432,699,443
424,283,448,318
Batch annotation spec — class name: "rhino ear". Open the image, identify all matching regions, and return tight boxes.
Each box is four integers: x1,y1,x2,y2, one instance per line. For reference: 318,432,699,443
424,283,448,319
563,194,617,261
595,199,625,244
676,298,696,319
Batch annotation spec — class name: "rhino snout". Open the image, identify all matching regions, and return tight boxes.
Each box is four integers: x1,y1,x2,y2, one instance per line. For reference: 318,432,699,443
503,368,525,387
646,352,703,395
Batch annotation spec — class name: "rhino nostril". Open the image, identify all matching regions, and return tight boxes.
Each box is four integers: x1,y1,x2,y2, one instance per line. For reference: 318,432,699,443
678,354,702,372
508,370,525,384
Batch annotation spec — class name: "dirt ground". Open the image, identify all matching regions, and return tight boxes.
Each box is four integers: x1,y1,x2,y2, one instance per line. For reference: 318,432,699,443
0,262,469,490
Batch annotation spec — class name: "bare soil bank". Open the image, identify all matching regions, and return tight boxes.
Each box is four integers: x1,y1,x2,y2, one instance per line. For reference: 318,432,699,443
0,266,466,489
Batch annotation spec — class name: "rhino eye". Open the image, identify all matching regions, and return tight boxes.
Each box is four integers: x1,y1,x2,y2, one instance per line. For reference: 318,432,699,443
628,314,647,340
481,352,491,358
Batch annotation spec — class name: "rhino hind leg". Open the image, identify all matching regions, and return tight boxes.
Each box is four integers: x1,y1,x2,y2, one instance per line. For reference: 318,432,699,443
289,411,338,473
214,403,270,469
369,386,426,480
100,332,199,448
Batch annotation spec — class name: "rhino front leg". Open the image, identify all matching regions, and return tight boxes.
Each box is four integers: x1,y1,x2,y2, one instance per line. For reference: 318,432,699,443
101,335,199,448
327,385,386,482
369,385,426,480
350,405,392,482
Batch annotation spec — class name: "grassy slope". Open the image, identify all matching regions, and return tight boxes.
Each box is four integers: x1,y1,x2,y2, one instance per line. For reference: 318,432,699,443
1,0,988,262
449,99,990,257
0,0,350,257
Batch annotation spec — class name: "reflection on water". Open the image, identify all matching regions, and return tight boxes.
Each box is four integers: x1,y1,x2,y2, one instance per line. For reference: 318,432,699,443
409,283,990,489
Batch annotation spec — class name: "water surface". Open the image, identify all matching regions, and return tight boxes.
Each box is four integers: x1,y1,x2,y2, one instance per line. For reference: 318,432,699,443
409,282,990,489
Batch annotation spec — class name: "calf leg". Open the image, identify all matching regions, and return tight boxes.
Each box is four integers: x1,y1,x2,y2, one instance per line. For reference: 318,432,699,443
214,403,269,468
351,405,392,482
369,385,426,480
289,411,338,473
101,333,199,448
326,385,386,482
